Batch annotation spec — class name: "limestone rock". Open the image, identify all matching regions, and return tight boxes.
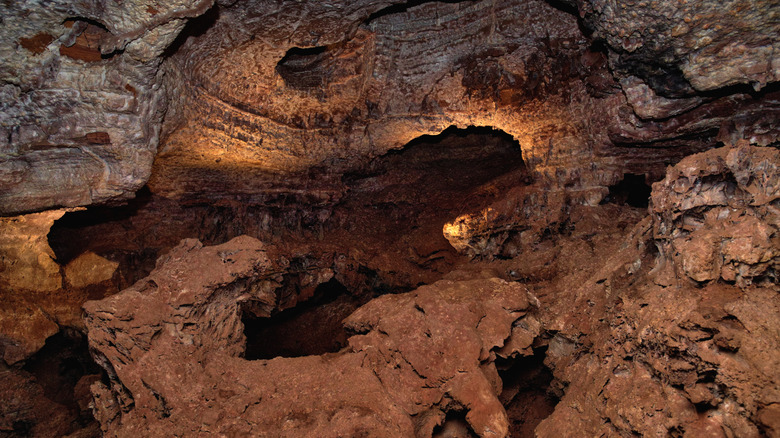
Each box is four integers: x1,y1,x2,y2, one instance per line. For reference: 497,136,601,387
0,210,65,364
2,0,778,216
0,210,64,292
578,0,780,92
535,221,780,437
64,251,119,290
154,0,598,202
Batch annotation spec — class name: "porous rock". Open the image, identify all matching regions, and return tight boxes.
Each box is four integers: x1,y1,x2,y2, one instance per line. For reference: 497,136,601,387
84,235,539,437
650,143,779,286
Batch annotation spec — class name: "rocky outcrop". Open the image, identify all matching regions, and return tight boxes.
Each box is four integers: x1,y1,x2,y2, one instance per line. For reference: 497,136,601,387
577,0,780,92
0,211,65,364
0,210,120,365
533,144,780,437
442,184,599,259
84,235,539,436
650,143,779,287
1,0,778,435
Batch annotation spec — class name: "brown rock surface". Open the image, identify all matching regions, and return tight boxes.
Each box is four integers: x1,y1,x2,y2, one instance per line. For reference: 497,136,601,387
84,235,539,436
0,0,778,435
0,211,65,364
651,143,779,286
532,145,780,437
0,209,121,366
577,0,780,92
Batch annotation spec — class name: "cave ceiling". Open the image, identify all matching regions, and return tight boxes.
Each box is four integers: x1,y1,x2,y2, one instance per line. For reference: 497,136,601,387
1,0,778,214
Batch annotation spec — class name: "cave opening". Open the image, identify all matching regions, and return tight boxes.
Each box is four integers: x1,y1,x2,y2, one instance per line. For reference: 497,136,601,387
276,45,331,89
497,346,559,437
336,125,528,236
242,278,362,360
162,5,219,58
603,173,652,208
45,125,528,299
431,410,477,437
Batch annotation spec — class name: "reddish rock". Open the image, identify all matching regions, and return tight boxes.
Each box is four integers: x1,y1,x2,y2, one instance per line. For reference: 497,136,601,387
532,145,780,437
0,368,73,437
84,235,539,436
19,32,54,54
650,143,779,287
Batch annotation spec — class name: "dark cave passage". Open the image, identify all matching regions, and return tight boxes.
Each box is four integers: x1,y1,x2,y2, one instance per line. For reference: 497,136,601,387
276,45,331,90
22,330,101,410
498,347,559,437
603,173,652,208
242,278,361,360
335,124,529,235
5,0,779,434
45,125,530,302
18,329,103,435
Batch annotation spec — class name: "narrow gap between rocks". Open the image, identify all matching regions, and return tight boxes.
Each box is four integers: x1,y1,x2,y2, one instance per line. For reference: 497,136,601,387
162,5,220,58
21,329,103,433
276,46,331,89
497,346,559,437
364,0,473,25
432,410,477,437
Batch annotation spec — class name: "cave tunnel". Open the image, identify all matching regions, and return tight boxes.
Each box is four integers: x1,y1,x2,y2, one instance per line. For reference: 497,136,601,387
2,0,779,436
602,173,653,208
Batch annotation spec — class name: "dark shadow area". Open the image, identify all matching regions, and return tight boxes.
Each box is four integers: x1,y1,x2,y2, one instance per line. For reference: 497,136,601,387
602,173,652,208
432,410,477,437
276,45,330,89
364,0,473,25
343,125,526,186
21,329,103,433
339,125,529,226
162,5,219,58
542,0,579,17
497,347,559,437
242,279,361,360
48,186,153,265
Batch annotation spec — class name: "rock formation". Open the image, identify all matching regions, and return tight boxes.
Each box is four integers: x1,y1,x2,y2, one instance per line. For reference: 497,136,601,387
84,235,539,436
0,0,778,436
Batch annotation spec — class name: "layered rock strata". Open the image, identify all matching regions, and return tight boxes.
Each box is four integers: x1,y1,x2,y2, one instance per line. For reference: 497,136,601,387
0,0,212,215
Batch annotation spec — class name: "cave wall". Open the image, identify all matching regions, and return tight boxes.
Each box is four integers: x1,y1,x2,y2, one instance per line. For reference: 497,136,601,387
0,0,212,215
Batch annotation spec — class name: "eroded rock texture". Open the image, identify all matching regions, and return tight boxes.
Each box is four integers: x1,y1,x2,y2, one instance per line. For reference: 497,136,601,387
85,235,539,436
1,0,777,214
0,0,213,215
534,145,779,437
651,143,779,286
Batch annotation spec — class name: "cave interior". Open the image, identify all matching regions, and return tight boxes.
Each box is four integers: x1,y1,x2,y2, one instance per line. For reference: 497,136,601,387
0,0,778,437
